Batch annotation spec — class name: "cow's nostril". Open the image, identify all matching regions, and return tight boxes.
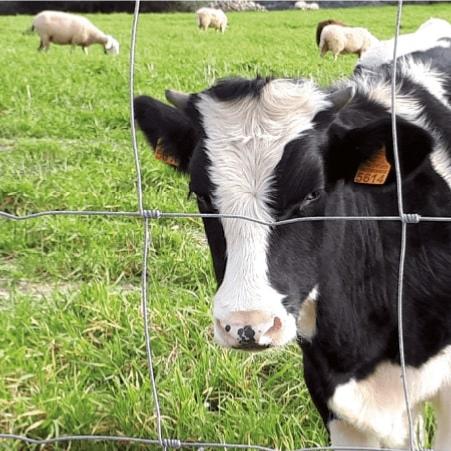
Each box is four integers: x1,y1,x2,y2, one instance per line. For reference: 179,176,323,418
243,325,255,339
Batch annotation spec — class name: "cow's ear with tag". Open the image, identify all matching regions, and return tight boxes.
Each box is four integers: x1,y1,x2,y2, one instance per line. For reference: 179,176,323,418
133,94,198,172
325,117,434,186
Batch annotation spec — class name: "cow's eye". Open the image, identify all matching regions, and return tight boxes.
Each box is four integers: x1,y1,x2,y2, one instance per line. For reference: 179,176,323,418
303,190,321,204
295,190,322,214
278,190,323,220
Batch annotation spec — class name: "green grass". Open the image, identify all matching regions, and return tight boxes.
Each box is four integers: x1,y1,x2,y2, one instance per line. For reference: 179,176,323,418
1,4,450,450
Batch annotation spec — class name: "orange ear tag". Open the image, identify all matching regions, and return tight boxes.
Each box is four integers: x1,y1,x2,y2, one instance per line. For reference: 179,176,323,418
155,138,180,168
354,146,391,185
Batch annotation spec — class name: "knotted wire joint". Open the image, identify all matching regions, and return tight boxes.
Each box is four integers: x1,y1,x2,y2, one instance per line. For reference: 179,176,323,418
401,213,421,224
142,209,162,219
161,438,181,448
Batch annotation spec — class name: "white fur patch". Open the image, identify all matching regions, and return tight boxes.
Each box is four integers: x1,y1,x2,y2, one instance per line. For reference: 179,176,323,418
431,142,451,192
328,345,451,447
196,79,330,347
350,55,451,120
350,75,424,122
399,58,451,110
297,285,318,341
328,419,380,448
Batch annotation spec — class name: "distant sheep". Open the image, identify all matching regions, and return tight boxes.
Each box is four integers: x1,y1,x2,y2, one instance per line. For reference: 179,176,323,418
319,24,379,60
31,11,119,54
294,1,319,10
316,19,346,46
196,7,228,33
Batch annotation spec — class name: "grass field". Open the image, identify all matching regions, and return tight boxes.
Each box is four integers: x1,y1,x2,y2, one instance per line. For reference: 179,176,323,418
1,3,450,450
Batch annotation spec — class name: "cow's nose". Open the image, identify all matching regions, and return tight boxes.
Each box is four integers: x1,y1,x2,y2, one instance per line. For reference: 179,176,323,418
238,325,255,343
215,310,282,349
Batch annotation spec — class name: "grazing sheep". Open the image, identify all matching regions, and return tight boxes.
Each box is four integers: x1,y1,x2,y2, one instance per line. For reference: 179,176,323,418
196,7,228,33
316,19,346,46
31,11,119,55
294,1,319,10
319,24,379,61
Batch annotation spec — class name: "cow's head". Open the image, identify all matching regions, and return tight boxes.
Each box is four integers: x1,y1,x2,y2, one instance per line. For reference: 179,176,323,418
134,77,434,350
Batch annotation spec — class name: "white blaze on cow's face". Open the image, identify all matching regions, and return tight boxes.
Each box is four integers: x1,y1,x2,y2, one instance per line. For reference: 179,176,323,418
195,79,330,349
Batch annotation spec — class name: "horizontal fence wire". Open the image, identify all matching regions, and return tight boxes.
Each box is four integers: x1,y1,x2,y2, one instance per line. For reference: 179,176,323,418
2,209,451,224
0,434,434,451
0,0,448,449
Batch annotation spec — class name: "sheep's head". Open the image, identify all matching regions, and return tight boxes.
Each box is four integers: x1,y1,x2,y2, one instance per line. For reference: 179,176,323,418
105,36,120,55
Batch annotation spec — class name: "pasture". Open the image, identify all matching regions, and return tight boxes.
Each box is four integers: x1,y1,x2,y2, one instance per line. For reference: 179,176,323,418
1,4,450,449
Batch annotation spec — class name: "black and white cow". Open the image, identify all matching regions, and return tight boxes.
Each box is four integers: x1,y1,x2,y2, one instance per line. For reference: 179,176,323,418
134,39,451,448
358,17,451,69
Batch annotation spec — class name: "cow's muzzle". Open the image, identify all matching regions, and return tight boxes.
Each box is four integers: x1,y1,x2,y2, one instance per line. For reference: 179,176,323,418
214,310,283,350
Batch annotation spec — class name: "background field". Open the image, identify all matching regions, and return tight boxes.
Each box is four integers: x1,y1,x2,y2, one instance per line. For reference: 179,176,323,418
1,3,450,450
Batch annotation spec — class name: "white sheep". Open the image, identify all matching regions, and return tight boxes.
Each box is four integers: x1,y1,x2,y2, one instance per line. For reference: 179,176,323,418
307,3,319,10
31,11,119,55
319,24,379,61
196,7,228,33
294,1,319,10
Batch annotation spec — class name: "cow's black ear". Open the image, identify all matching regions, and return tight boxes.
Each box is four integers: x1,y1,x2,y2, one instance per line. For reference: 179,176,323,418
165,89,190,110
325,117,434,186
133,95,198,172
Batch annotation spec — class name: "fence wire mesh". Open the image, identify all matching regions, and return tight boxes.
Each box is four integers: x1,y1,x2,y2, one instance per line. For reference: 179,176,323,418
0,0,448,449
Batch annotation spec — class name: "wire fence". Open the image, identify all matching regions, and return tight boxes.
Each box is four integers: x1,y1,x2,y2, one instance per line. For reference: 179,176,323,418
0,0,449,449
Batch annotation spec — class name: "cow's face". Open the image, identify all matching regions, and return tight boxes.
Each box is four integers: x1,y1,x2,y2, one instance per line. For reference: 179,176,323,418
190,79,332,349
134,77,433,350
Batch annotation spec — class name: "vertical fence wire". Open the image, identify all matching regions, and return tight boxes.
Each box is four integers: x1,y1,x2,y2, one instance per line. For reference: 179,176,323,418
130,0,144,214
141,217,165,446
390,2,415,449
0,0,447,449
129,1,166,448
391,0,405,217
